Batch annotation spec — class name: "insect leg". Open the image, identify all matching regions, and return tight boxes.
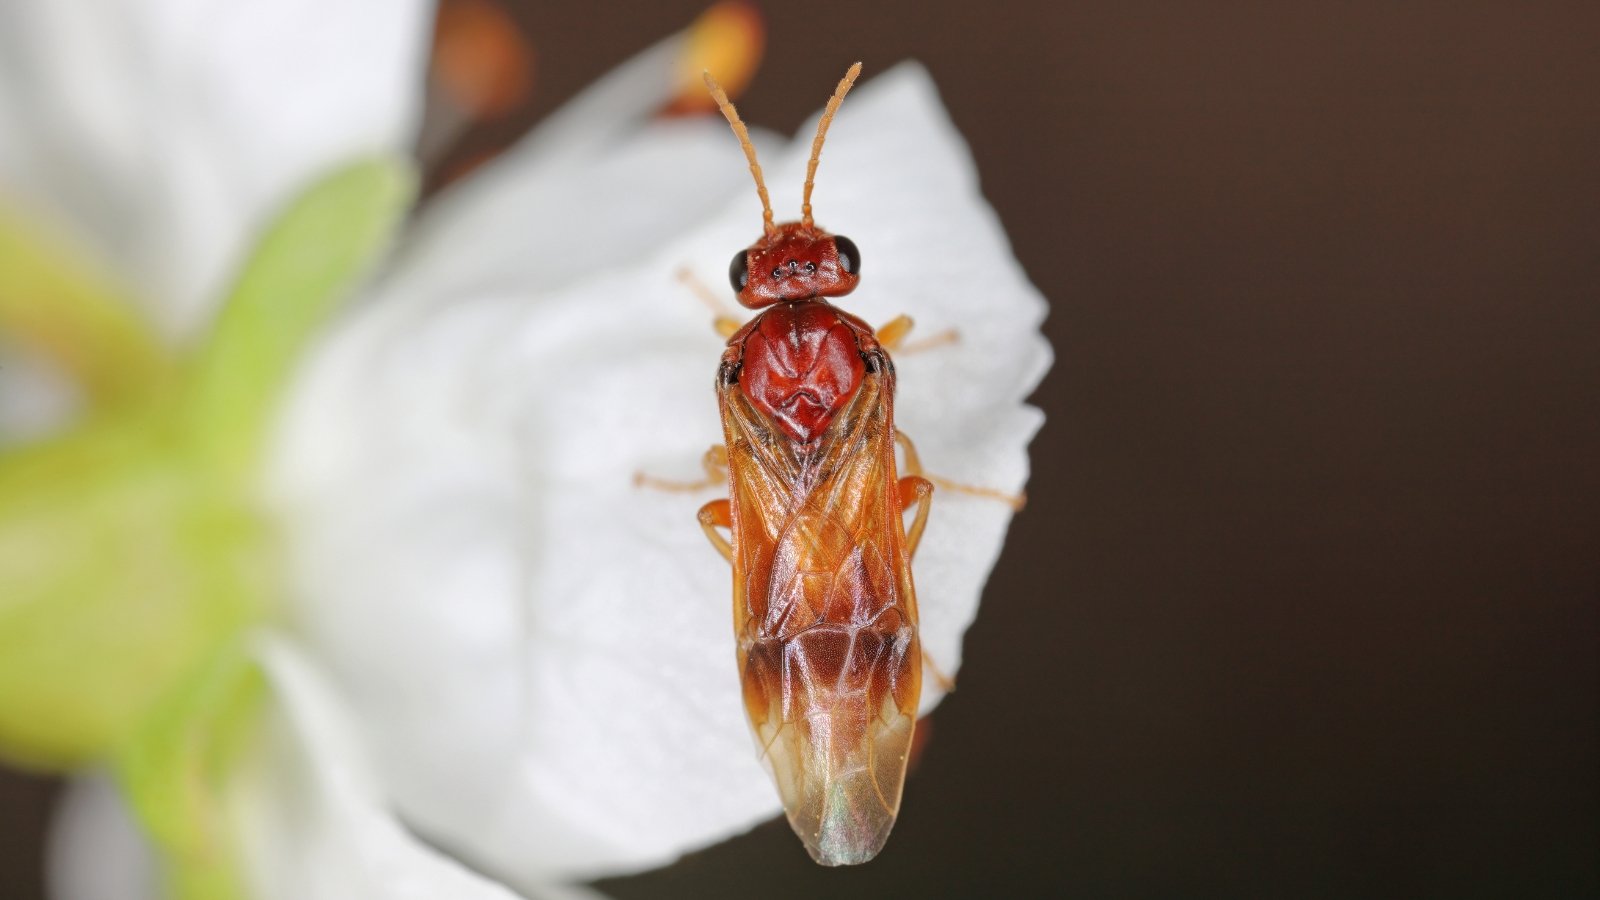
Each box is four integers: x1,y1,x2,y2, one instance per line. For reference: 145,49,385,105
894,431,1026,511
893,464,955,691
896,476,935,559
676,267,743,338
634,444,729,492
697,498,733,564
876,314,959,355
922,650,956,693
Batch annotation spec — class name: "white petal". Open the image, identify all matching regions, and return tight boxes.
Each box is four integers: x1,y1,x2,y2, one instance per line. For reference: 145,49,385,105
272,61,1048,884
46,774,161,900
233,633,536,900
0,0,432,339
376,29,780,314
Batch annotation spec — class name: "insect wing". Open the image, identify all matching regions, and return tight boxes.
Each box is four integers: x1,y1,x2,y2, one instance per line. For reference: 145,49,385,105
720,353,922,865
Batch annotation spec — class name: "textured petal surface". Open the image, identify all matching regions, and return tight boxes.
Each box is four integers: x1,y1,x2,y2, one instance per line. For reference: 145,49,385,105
272,62,1050,884
0,0,431,338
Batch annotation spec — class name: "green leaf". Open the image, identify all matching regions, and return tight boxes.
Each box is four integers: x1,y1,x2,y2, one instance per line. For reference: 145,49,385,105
0,200,173,407
117,640,265,900
185,157,415,482
0,414,270,767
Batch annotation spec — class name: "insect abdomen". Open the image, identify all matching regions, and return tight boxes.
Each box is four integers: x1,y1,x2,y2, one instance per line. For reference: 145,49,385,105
741,617,921,865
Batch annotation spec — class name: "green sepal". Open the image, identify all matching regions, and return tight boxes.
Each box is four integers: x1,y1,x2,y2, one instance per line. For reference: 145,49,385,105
0,409,270,767
184,157,415,482
116,639,266,900
0,199,173,408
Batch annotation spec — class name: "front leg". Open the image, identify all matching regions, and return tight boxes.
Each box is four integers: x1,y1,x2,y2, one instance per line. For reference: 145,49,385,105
876,314,958,355
676,267,743,338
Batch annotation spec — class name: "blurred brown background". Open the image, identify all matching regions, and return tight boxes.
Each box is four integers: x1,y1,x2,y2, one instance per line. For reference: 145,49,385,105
5,1,1597,896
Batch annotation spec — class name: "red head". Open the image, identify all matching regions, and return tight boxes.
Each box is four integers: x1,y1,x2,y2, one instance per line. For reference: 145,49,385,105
728,221,859,309
706,64,864,311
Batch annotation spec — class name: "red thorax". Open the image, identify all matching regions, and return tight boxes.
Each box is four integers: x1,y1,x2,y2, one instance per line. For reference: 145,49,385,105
737,300,866,444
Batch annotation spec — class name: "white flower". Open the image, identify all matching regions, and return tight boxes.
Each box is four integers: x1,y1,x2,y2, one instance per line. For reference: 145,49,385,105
4,1,523,897
8,1,1050,897
271,55,1050,887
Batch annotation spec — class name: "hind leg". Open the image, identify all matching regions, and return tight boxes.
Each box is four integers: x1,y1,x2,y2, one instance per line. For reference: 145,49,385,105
894,463,959,693
697,498,733,564
897,475,935,559
895,431,1026,511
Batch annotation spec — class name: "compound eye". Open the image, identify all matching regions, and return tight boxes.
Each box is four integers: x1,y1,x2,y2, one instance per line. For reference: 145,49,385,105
833,235,860,275
728,250,750,292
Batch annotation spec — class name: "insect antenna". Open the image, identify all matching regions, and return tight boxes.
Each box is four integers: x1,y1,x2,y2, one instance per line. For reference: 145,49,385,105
704,70,776,237
801,61,862,228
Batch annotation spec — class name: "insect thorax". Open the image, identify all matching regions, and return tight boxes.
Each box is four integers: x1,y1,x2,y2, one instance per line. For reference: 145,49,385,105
735,299,869,444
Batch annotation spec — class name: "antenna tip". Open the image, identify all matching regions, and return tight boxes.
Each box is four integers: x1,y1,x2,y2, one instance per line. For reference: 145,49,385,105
848,61,863,76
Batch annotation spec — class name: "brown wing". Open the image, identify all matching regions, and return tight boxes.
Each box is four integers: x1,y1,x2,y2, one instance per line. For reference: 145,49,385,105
719,350,922,866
